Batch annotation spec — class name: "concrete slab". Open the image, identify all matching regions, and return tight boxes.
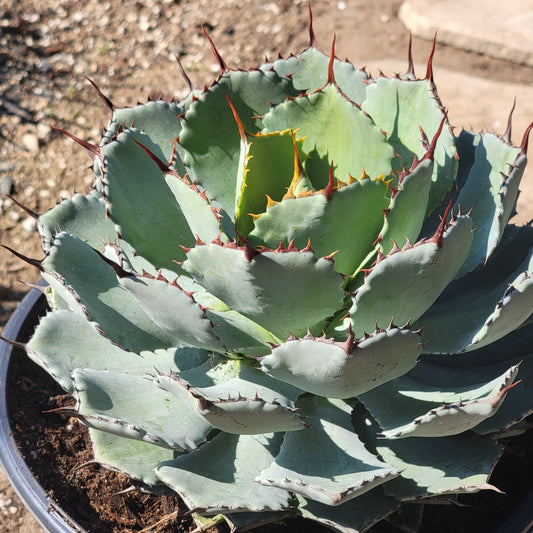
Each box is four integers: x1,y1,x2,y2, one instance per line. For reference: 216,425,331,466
361,59,533,223
399,0,533,67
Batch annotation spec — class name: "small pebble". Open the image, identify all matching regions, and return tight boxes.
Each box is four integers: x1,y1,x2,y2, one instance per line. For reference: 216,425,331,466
36,122,52,141
0,496,13,508
22,216,38,233
21,133,39,153
0,175,14,196
0,162,15,173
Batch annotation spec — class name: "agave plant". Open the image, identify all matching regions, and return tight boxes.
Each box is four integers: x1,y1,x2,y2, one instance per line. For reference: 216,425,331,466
4,8,533,533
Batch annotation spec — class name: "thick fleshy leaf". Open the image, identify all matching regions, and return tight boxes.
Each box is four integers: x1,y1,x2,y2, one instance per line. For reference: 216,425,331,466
425,272,532,354
70,368,213,451
179,69,296,215
265,47,369,103
100,100,184,164
155,368,305,435
89,428,176,488
235,130,298,237
153,362,305,434
38,190,114,252
183,243,345,338
471,355,533,435
183,357,302,402
257,396,400,505
103,240,181,281
418,129,477,238
259,326,422,399
178,356,302,403
350,214,473,337
118,275,224,353
359,363,520,438
25,309,206,394
420,330,533,436
297,489,399,533
417,224,533,353
453,133,525,275
140,273,282,356
353,403,504,500
99,128,194,271
26,310,129,393
206,306,280,357
262,83,394,189
249,176,391,275
164,174,223,244
156,432,292,514
377,157,434,255
96,100,187,190
41,232,177,351
468,273,533,348
377,435,504,500
361,77,457,215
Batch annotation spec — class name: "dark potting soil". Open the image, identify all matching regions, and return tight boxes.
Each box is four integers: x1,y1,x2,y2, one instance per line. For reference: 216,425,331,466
6,343,533,533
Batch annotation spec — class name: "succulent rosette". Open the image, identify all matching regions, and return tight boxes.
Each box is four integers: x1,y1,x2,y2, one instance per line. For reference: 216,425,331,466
6,13,533,533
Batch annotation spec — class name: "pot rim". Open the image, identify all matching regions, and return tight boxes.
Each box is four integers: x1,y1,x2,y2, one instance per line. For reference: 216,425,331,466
0,282,88,533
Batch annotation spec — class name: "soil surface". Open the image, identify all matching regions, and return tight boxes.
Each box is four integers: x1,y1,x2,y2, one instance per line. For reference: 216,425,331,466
1,1,533,532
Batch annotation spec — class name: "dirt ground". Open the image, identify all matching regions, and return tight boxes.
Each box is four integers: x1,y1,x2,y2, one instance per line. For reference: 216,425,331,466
1,0,533,531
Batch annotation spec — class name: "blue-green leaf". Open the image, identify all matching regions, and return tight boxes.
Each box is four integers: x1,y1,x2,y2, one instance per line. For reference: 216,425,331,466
257,396,399,505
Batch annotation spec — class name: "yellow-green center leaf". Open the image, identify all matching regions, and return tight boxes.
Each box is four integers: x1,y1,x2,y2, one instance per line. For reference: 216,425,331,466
235,130,300,237
262,84,394,188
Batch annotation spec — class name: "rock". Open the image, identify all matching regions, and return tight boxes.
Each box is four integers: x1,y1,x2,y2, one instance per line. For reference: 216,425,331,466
21,133,39,153
0,175,14,196
22,216,38,233
0,162,15,173
399,0,533,67
0,161,15,172
36,122,52,141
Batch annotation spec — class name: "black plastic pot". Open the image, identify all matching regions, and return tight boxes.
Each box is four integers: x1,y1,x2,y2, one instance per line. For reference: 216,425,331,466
0,283,87,533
